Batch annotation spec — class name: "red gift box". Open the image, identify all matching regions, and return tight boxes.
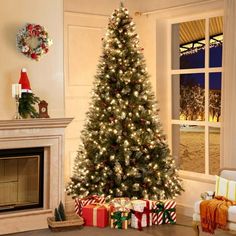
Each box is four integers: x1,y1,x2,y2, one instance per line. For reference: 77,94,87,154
82,204,109,228
75,195,105,216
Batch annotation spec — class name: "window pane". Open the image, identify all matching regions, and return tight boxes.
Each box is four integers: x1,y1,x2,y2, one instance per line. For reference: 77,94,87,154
172,19,205,69
172,125,205,173
209,72,221,122
172,73,205,121
209,16,223,68
209,127,220,175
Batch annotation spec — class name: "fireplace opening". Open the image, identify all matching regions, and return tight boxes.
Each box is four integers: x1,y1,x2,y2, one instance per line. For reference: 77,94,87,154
0,147,44,212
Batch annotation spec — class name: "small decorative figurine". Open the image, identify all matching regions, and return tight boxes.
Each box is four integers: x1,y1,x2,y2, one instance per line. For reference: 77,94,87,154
38,100,50,118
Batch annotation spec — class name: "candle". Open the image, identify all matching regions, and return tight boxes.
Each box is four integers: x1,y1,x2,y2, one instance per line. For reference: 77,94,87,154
12,84,22,98
18,84,22,98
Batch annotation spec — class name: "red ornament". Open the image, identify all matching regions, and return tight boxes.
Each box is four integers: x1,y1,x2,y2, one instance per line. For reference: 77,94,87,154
27,24,33,31
31,53,38,60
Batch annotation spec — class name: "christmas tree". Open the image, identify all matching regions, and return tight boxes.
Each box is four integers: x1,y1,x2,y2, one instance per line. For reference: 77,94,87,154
67,3,183,200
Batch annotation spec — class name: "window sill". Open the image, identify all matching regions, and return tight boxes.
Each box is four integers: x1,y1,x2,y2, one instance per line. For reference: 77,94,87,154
179,170,216,184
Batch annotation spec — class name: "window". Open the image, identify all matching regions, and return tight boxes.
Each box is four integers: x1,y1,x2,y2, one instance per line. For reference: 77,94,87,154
170,16,223,175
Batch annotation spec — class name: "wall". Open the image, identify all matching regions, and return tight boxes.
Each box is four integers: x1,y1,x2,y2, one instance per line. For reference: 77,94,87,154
0,0,64,119
65,0,214,14
130,0,214,12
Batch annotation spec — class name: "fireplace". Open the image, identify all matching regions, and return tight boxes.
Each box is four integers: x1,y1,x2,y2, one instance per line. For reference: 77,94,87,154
0,118,72,235
0,147,44,212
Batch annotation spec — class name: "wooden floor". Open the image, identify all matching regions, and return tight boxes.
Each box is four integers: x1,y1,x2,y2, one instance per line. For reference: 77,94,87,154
7,215,229,236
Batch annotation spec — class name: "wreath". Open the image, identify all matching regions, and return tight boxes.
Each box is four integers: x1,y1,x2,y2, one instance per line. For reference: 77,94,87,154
16,23,53,61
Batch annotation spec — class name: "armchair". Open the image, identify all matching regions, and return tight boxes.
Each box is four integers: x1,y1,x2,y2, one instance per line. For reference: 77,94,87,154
192,168,236,236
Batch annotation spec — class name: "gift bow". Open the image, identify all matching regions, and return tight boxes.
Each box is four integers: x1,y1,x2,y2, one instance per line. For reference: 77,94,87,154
131,206,151,231
82,195,102,201
111,211,131,229
90,203,110,209
152,202,176,224
110,198,132,211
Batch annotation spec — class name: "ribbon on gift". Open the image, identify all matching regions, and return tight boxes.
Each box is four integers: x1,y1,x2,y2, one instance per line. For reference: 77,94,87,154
111,211,131,229
91,203,110,227
92,205,100,226
110,198,132,212
152,202,176,225
131,206,151,231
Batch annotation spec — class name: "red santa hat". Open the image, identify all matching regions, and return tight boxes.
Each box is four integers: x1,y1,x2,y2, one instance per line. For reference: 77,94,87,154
18,68,32,93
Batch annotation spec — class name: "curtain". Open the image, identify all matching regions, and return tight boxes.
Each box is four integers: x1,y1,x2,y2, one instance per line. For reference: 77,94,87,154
221,0,236,167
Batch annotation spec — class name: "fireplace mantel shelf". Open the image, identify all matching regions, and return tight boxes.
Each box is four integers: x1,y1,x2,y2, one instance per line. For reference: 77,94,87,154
0,118,73,130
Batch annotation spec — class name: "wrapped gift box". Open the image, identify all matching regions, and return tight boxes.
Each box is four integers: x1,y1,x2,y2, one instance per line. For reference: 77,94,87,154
131,200,152,230
82,204,109,228
152,200,176,225
75,195,105,216
110,197,132,212
110,211,131,229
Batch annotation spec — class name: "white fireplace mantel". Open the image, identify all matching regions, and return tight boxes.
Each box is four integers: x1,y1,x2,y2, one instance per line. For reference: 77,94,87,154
0,117,73,235
0,117,73,130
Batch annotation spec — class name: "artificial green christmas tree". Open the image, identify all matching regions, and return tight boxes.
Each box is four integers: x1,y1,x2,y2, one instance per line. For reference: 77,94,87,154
58,201,66,221
67,3,183,200
54,208,62,221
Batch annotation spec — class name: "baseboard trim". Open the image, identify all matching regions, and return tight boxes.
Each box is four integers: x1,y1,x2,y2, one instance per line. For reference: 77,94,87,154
176,203,194,217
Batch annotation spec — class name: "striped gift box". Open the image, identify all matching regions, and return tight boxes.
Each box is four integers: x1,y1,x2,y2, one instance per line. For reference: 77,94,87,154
152,200,176,225
75,195,106,216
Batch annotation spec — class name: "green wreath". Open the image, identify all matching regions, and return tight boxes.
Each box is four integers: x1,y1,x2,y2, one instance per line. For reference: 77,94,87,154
16,23,53,61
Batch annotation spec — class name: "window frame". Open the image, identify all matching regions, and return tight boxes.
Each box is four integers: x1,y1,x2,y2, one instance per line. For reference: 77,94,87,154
167,11,223,179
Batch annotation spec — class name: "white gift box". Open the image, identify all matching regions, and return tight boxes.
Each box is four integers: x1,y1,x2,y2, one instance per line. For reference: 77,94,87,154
131,200,152,229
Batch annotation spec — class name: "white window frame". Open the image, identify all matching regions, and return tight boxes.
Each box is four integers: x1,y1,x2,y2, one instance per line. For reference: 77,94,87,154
167,10,224,180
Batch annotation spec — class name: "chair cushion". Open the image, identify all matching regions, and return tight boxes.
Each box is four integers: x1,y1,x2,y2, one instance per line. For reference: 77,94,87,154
215,176,228,197
194,200,236,223
215,176,236,201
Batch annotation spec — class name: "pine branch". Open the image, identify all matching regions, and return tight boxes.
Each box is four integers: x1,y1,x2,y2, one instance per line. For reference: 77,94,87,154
19,93,40,118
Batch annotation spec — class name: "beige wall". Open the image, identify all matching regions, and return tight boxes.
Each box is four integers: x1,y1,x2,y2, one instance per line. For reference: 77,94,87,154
65,0,133,15
64,0,212,14
0,0,64,119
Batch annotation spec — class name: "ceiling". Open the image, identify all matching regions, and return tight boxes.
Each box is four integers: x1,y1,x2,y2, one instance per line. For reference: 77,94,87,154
179,16,223,45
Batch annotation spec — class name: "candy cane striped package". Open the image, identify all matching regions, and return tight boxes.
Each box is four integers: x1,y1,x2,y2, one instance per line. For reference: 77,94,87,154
75,195,106,216
152,200,176,225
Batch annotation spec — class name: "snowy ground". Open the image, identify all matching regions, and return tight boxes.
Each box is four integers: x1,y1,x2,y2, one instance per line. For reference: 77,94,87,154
178,127,220,175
